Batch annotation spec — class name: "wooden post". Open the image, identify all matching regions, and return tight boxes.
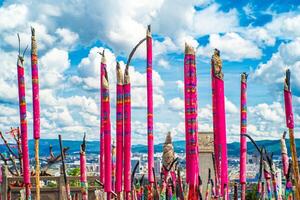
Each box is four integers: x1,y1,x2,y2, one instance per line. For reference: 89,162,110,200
2,165,8,200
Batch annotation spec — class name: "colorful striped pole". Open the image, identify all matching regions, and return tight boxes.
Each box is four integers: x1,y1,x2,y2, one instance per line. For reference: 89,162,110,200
17,34,31,200
102,65,112,199
283,69,300,199
99,51,105,185
146,25,155,185
184,43,199,200
80,134,88,200
124,66,131,200
211,49,228,197
240,72,247,200
31,27,41,200
116,62,124,199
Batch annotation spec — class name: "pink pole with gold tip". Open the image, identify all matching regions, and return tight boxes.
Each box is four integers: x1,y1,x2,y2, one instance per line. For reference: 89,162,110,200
240,72,247,200
17,34,31,200
100,51,105,184
124,66,131,199
184,44,199,199
116,63,124,196
211,49,228,197
146,25,155,185
102,65,112,199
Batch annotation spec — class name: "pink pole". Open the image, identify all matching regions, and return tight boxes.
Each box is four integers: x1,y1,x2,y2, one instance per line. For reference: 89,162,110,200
280,133,289,177
80,142,88,200
116,63,123,194
211,49,228,197
123,67,131,199
240,73,247,200
31,27,41,200
146,25,154,184
17,52,31,199
184,44,199,199
102,66,112,194
211,55,219,195
100,52,105,184
31,28,40,140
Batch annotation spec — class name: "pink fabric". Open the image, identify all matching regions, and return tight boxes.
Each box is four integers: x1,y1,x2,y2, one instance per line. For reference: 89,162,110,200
284,90,294,129
31,54,40,140
282,155,289,177
103,71,112,192
123,83,131,192
17,64,30,185
184,52,199,185
147,34,154,183
184,56,191,183
211,67,219,192
214,76,228,195
100,61,105,183
80,152,87,183
116,84,123,192
240,80,247,184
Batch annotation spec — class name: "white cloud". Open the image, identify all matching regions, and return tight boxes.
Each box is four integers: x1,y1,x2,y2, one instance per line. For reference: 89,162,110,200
0,4,28,31
252,39,300,95
55,28,79,47
176,80,184,91
249,102,285,123
157,58,169,69
265,12,300,39
225,97,238,114
169,97,184,111
192,4,238,36
198,32,262,61
40,48,70,87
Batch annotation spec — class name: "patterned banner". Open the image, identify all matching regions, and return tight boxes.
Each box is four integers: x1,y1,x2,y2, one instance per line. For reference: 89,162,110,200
184,44,199,192
124,68,131,193
211,49,228,196
102,67,112,193
147,25,154,183
116,63,124,193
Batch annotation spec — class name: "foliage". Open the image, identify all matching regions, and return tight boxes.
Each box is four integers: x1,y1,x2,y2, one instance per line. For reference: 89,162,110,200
67,168,80,187
246,184,258,200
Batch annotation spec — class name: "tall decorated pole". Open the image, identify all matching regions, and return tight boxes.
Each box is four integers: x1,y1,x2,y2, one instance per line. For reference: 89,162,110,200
102,65,112,199
123,66,131,200
99,51,105,184
116,62,124,198
31,27,41,200
280,132,293,199
80,133,88,200
122,32,146,200
240,72,247,200
146,25,155,185
17,34,31,200
211,49,228,197
211,51,219,197
184,43,199,199
284,69,300,199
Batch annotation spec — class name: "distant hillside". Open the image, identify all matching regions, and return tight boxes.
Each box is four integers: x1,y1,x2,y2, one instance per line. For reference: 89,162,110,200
0,138,299,158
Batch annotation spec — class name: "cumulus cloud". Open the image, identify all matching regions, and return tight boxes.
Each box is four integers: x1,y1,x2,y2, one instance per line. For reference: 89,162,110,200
197,32,262,61
252,39,300,96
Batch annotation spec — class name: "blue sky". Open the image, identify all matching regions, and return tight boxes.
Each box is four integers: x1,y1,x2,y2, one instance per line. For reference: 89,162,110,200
0,0,300,144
